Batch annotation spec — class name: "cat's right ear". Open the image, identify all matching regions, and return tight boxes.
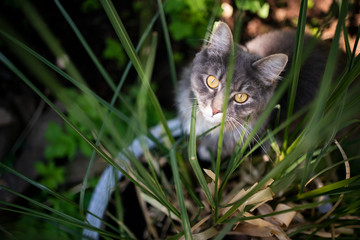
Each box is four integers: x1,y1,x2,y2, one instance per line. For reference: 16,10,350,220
252,53,288,85
206,21,234,53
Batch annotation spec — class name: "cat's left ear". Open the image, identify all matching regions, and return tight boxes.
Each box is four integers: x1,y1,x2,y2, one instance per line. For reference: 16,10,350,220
207,21,233,53
252,53,288,85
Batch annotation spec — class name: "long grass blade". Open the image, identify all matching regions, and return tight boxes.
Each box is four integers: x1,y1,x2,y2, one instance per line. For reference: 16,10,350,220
188,100,215,207
156,0,177,89
170,148,193,239
283,0,308,149
54,0,116,91
0,202,120,239
19,0,85,85
0,52,177,216
100,0,175,145
297,175,360,200
0,28,130,123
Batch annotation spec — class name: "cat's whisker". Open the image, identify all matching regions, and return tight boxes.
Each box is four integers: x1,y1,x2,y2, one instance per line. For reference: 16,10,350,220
177,21,332,162
228,117,249,138
226,119,236,133
228,117,270,159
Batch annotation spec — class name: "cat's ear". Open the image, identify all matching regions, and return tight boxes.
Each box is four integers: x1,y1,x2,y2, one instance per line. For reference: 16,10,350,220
252,53,288,85
207,21,233,53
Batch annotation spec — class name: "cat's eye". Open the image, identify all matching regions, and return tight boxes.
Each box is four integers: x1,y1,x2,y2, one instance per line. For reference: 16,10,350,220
234,93,248,103
206,75,219,89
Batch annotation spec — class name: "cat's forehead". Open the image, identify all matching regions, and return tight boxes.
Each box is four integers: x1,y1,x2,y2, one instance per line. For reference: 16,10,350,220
193,49,225,75
194,47,255,75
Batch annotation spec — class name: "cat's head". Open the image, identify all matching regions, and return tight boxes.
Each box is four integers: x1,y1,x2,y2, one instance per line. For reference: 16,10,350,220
190,22,288,131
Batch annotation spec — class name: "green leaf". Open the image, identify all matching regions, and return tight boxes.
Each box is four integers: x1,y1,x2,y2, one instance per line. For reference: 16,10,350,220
44,124,77,161
257,3,270,19
164,0,186,13
45,122,63,142
102,37,127,67
34,162,65,189
169,21,193,40
81,0,101,12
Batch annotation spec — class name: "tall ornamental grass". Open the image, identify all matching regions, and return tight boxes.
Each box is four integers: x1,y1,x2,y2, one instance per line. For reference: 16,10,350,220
0,0,359,239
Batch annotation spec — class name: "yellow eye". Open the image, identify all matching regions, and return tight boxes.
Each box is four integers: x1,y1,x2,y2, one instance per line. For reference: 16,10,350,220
234,93,248,103
206,75,219,89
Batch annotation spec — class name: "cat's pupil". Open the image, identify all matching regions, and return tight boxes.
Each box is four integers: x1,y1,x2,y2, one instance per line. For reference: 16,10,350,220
234,93,248,103
206,75,219,89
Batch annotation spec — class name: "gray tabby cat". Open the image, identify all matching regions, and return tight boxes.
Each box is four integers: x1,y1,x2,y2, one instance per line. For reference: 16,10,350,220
176,21,336,160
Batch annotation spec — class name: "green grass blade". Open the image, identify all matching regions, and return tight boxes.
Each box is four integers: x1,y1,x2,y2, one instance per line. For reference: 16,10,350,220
0,163,75,206
0,186,90,228
0,202,121,239
19,0,85,85
0,28,131,123
304,0,349,146
188,100,215,207
327,57,360,109
156,0,177,89
136,32,165,193
348,27,360,69
0,163,126,236
217,144,307,223
170,148,193,240
221,68,293,187
0,52,172,211
297,175,360,200
54,0,116,91
214,17,243,220
100,0,174,145
283,0,308,149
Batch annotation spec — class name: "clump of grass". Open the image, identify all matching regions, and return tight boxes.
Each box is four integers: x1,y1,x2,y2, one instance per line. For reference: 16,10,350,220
0,0,359,239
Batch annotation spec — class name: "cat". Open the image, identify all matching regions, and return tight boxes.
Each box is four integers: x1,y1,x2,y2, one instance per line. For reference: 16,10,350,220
176,21,340,160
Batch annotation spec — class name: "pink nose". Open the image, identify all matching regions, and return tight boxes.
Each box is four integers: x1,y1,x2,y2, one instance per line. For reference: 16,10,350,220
212,107,221,115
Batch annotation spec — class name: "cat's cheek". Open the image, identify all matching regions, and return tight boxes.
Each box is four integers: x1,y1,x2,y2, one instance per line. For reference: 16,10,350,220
199,105,212,119
202,105,223,123
211,113,223,123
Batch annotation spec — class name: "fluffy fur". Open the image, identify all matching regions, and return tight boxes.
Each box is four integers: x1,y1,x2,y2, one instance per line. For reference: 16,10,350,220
176,22,335,159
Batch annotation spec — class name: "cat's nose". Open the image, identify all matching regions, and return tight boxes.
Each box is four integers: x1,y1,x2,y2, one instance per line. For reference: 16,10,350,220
212,107,221,116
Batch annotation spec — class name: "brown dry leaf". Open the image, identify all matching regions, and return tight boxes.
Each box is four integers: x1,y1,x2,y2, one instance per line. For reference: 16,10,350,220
272,204,297,227
302,230,340,238
222,182,257,214
234,222,275,238
248,188,275,212
203,168,221,188
261,178,275,189
208,181,216,197
140,192,181,222
234,212,290,240
192,227,218,240
336,226,356,235
191,215,212,233
222,179,275,215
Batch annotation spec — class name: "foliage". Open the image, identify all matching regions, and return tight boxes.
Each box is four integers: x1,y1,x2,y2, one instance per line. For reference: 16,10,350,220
102,37,127,67
164,0,219,45
34,161,66,189
81,0,101,12
235,0,270,19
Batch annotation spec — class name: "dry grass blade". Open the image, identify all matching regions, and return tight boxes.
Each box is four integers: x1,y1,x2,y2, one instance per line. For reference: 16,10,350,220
135,186,159,239
191,227,218,240
234,212,290,240
222,179,274,215
315,139,350,224
272,204,297,228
